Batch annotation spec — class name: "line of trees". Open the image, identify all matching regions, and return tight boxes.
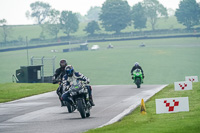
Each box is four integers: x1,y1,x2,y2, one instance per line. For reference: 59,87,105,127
26,0,200,36
1,0,200,43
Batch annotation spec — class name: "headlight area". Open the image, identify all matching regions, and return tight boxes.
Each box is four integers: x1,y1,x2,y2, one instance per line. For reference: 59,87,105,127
79,89,87,94
70,91,77,96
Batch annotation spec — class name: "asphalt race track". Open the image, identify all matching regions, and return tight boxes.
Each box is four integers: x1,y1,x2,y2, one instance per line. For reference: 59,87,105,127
0,85,166,133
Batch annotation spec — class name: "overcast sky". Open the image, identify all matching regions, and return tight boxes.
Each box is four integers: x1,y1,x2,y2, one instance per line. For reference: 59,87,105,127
0,0,199,25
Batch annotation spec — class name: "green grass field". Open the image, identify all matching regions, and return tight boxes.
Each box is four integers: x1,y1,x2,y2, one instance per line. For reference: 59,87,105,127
0,37,200,85
0,83,57,103
86,82,200,133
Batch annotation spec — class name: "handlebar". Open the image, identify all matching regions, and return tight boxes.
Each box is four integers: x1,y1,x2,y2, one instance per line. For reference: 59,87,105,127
52,79,62,84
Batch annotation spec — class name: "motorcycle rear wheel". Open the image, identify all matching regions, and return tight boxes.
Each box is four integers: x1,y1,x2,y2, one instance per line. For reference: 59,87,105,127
136,78,141,88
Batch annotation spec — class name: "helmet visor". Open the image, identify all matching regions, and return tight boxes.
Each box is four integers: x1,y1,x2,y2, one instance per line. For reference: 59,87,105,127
66,69,73,76
60,62,66,67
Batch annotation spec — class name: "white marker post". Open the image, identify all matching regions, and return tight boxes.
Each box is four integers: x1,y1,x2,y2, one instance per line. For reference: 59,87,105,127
174,81,192,91
185,76,198,82
156,97,189,114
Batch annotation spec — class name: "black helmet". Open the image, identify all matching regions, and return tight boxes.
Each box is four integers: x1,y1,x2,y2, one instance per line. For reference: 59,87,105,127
60,59,67,68
65,65,74,77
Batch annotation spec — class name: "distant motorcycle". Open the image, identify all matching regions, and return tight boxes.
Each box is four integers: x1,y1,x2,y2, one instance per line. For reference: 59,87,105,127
132,69,143,88
63,80,92,118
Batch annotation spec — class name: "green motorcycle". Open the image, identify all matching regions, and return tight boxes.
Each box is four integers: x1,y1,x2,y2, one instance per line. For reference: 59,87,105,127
132,69,143,88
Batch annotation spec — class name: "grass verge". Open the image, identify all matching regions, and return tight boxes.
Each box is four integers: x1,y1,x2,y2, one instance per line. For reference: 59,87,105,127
86,82,200,133
0,83,57,103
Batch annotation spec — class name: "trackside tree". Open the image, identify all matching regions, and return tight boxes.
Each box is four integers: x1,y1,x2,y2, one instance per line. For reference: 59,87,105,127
175,0,200,29
0,19,12,45
84,21,100,35
131,2,147,30
143,0,168,31
44,9,60,39
0,19,7,44
27,1,51,24
26,1,52,39
86,6,101,21
99,0,131,34
60,11,79,37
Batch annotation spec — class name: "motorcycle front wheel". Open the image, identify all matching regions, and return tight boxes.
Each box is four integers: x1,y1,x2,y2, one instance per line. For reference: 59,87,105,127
65,102,74,113
86,108,90,117
77,99,86,118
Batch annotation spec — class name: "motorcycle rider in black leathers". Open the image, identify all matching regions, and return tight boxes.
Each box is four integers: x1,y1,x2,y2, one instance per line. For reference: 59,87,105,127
61,65,95,106
52,59,67,106
131,62,144,78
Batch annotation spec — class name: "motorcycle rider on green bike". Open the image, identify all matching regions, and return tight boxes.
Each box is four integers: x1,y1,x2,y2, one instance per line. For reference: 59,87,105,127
131,62,144,79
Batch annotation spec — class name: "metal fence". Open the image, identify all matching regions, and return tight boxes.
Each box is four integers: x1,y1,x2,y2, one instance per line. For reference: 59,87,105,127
30,56,56,82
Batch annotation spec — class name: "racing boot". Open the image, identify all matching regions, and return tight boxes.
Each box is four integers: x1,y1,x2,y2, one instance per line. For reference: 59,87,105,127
89,96,95,106
59,97,65,107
